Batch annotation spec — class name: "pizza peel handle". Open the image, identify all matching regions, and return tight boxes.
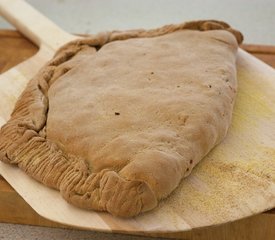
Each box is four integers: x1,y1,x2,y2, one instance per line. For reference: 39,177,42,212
0,0,82,122
0,0,79,51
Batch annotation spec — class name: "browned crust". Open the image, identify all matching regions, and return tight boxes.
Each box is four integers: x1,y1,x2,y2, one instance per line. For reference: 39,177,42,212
0,20,243,217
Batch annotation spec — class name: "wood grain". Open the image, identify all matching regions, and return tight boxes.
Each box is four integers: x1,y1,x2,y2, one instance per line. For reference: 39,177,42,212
0,30,275,240
0,30,38,73
0,176,65,228
241,44,275,68
0,175,274,240
0,0,79,49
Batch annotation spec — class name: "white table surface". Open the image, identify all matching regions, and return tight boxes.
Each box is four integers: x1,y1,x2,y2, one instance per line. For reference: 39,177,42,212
0,0,274,45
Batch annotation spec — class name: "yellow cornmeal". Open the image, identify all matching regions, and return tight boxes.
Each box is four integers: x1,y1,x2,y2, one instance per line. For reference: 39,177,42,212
232,69,274,133
153,64,275,226
158,160,273,225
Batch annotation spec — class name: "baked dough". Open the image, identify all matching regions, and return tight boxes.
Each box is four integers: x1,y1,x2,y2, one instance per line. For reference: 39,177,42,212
0,20,243,217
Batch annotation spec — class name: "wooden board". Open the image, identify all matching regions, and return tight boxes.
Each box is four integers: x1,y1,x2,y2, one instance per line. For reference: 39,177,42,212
1,31,275,240
0,0,275,236
1,177,275,240
2,49,275,235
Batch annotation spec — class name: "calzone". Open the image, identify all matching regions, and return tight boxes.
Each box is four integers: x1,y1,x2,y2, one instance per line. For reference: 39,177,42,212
0,20,243,217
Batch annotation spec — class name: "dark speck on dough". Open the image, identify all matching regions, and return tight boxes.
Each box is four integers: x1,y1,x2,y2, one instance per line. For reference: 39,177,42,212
85,193,91,199
208,84,212,88
115,112,120,115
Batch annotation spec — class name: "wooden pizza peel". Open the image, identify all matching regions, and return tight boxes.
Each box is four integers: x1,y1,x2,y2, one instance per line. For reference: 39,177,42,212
0,0,274,235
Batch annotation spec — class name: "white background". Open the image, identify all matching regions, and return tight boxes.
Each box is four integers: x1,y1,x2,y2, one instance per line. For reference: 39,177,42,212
0,0,274,45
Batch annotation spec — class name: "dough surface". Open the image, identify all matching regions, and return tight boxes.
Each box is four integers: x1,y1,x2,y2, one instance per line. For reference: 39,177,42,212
0,20,243,217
